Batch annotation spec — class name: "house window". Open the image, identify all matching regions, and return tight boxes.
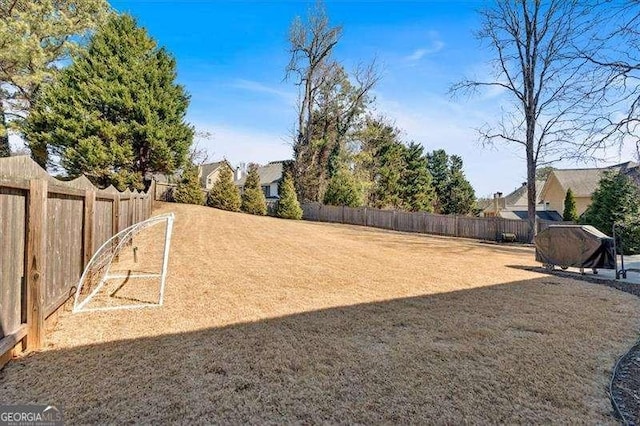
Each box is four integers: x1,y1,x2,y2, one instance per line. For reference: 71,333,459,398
262,185,270,198
207,178,211,185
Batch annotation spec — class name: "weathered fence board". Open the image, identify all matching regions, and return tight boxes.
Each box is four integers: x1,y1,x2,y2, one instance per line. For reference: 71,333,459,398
368,209,395,230
0,156,155,366
344,206,367,226
94,198,114,253
119,198,130,231
302,202,546,243
45,193,84,317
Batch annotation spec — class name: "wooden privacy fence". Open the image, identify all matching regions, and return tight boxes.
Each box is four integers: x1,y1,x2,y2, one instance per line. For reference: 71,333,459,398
302,203,566,243
0,156,155,367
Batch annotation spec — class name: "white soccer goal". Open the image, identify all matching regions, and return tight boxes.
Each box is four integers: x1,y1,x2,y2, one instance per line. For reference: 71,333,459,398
73,213,175,313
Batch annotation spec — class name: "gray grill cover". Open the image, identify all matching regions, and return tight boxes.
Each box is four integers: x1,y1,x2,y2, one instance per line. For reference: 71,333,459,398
535,225,616,269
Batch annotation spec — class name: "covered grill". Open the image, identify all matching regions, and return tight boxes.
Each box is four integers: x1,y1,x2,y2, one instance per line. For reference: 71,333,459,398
535,225,616,270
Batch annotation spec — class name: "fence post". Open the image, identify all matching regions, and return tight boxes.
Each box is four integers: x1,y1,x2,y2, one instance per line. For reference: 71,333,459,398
149,180,155,214
113,196,120,235
83,190,96,268
26,179,47,350
342,206,346,224
364,207,368,227
423,212,428,234
455,215,460,237
128,196,134,227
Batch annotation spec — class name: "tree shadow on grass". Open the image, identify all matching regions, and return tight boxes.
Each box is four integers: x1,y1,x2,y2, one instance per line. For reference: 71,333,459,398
0,277,637,424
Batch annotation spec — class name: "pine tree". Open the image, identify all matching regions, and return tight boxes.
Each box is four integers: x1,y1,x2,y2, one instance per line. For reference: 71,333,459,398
401,142,435,212
442,155,476,215
1,0,109,165
276,173,303,219
372,142,406,209
426,149,450,213
581,171,640,254
427,150,476,215
207,166,241,212
23,14,193,189
323,168,364,207
173,164,204,205
241,164,267,215
562,188,578,221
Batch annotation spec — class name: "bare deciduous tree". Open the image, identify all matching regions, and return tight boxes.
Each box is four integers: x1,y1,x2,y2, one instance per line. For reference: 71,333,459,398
577,2,640,161
285,1,379,202
451,0,597,241
285,2,341,201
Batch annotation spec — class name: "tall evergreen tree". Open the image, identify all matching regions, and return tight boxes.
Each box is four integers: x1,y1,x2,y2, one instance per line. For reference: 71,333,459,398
207,166,241,212
323,167,364,207
562,188,578,222
276,173,303,220
401,142,435,212
173,164,205,206
241,164,267,215
372,141,406,209
442,155,476,215
1,0,109,163
23,14,193,189
355,118,407,209
581,171,640,254
427,150,476,215
426,149,450,213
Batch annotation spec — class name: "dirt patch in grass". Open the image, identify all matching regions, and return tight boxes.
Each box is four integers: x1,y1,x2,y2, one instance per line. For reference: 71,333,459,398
1,202,639,423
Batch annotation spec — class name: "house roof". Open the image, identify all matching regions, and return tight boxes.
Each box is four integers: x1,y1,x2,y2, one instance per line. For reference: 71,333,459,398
542,162,639,199
503,179,546,206
199,161,229,187
550,168,609,198
499,210,564,221
549,169,604,198
235,161,284,187
482,179,545,213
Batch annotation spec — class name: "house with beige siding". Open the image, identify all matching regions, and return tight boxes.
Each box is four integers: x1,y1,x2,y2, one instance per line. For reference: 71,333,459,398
538,162,639,216
198,161,234,190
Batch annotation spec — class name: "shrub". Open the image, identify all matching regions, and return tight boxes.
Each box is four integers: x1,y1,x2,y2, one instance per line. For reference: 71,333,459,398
241,164,267,215
581,171,640,254
276,173,303,220
562,188,578,222
323,168,364,207
207,166,241,212
173,164,205,205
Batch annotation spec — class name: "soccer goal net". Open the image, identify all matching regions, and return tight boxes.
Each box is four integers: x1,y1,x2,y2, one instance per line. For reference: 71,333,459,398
73,213,175,313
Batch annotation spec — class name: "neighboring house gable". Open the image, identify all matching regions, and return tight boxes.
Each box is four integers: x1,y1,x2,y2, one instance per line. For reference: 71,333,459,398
198,161,233,190
235,161,284,199
503,180,546,207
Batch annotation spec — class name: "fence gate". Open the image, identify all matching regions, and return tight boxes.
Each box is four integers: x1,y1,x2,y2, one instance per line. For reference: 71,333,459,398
0,186,28,361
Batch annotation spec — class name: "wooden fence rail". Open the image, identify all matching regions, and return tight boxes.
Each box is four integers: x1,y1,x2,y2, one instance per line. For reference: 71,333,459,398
301,203,568,243
0,156,155,367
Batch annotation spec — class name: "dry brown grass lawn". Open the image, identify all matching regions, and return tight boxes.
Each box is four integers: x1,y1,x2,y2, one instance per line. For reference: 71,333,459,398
1,202,640,423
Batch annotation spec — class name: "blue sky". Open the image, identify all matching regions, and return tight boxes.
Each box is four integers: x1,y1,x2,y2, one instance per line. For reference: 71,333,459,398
109,0,635,197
